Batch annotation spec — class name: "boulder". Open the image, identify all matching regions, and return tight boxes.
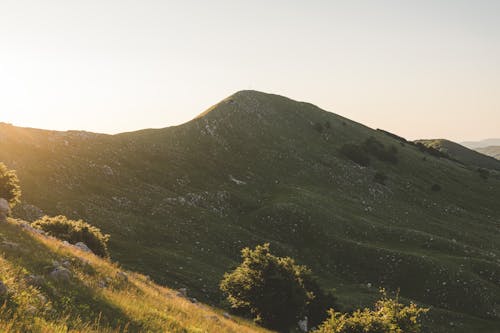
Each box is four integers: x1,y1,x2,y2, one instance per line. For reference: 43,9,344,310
49,266,71,282
0,198,9,221
74,242,93,254
177,287,188,298
298,316,308,332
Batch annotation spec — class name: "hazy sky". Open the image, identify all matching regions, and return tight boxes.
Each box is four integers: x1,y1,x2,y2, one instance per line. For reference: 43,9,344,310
1,0,499,141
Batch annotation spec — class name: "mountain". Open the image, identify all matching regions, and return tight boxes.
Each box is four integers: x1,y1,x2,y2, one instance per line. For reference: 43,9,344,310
462,139,500,150
415,139,500,170
476,146,500,160
0,217,268,332
1,91,499,332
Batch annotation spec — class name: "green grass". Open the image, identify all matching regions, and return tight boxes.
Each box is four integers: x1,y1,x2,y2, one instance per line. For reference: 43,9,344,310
1,90,499,332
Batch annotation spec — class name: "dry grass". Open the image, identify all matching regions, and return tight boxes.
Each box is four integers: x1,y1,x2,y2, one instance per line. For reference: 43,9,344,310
0,218,271,333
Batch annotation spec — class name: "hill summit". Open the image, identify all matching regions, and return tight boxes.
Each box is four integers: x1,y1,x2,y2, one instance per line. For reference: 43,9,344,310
1,91,499,332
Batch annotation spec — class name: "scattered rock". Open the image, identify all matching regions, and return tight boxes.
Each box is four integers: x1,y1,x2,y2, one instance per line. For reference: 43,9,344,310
116,271,128,282
0,280,8,296
50,266,72,282
1,240,19,249
206,315,220,323
177,287,188,298
189,297,198,304
74,242,93,254
223,312,231,319
298,316,308,332
0,198,9,221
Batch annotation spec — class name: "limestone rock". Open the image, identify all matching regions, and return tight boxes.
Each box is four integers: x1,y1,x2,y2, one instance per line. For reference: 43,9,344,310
74,242,93,254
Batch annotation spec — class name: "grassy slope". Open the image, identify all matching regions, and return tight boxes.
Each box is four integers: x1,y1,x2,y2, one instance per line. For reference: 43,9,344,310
0,218,270,333
476,146,500,160
0,91,499,332
416,139,500,170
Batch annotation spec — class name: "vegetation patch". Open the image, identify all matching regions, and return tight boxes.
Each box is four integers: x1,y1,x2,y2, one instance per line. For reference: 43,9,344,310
32,215,110,257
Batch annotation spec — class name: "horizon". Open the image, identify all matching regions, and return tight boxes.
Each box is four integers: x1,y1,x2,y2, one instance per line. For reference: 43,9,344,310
1,1,499,142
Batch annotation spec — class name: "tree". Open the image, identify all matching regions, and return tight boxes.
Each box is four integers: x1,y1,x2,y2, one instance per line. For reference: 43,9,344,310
0,162,21,208
220,243,318,332
313,290,428,333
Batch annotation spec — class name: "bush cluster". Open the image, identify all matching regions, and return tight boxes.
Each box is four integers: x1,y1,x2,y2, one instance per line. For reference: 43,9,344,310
313,291,428,333
340,137,398,166
32,215,110,257
340,144,371,167
220,243,335,331
363,137,398,164
0,163,21,208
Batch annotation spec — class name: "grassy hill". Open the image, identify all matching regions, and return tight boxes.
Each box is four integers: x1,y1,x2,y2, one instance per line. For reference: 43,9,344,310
1,90,499,332
0,217,270,332
476,146,500,160
415,139,500,171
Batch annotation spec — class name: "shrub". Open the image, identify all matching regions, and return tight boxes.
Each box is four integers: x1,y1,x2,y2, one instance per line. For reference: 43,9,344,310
477,168,490,180
220,243,332,332
313,122,324,133
32,215,110,257
0,163,21,208
431,184,441,192
340,144,370,167
363,137,398,164
373,172,387,185
313,291,428,333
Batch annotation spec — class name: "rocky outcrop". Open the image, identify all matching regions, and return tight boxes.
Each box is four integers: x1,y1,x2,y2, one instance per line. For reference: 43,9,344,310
49,266,72,282
0,198,9,221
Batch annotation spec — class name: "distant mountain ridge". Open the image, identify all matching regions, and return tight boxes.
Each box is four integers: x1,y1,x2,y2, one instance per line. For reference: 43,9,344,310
1,90,499,332
415,139,500,170
476,146,500,160
461,138,500,149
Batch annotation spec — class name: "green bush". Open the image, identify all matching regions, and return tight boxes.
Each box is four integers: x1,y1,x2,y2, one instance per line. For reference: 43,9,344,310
32,215,110,257
477,168,490,180
373,171,387,185
340,144,370,167
220,243,333,332
363,137,398,164
431,184,441,192
0,163,21,208
313,291,428,333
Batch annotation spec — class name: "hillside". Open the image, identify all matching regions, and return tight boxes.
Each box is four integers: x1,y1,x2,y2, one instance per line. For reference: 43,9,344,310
415,139,500,171
1,91,499,332
0,217,270,332
476,146,500,160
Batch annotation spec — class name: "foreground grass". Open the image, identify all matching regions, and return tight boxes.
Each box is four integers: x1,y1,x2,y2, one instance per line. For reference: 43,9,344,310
0,218,271,333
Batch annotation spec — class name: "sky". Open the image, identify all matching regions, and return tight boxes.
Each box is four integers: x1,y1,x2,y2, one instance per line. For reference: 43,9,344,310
1,0,499,142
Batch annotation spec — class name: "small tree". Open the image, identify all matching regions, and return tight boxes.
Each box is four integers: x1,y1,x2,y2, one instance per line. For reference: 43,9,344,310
0,162,21,208
220,243,315,331
313,290,428,333
32,215,110,257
